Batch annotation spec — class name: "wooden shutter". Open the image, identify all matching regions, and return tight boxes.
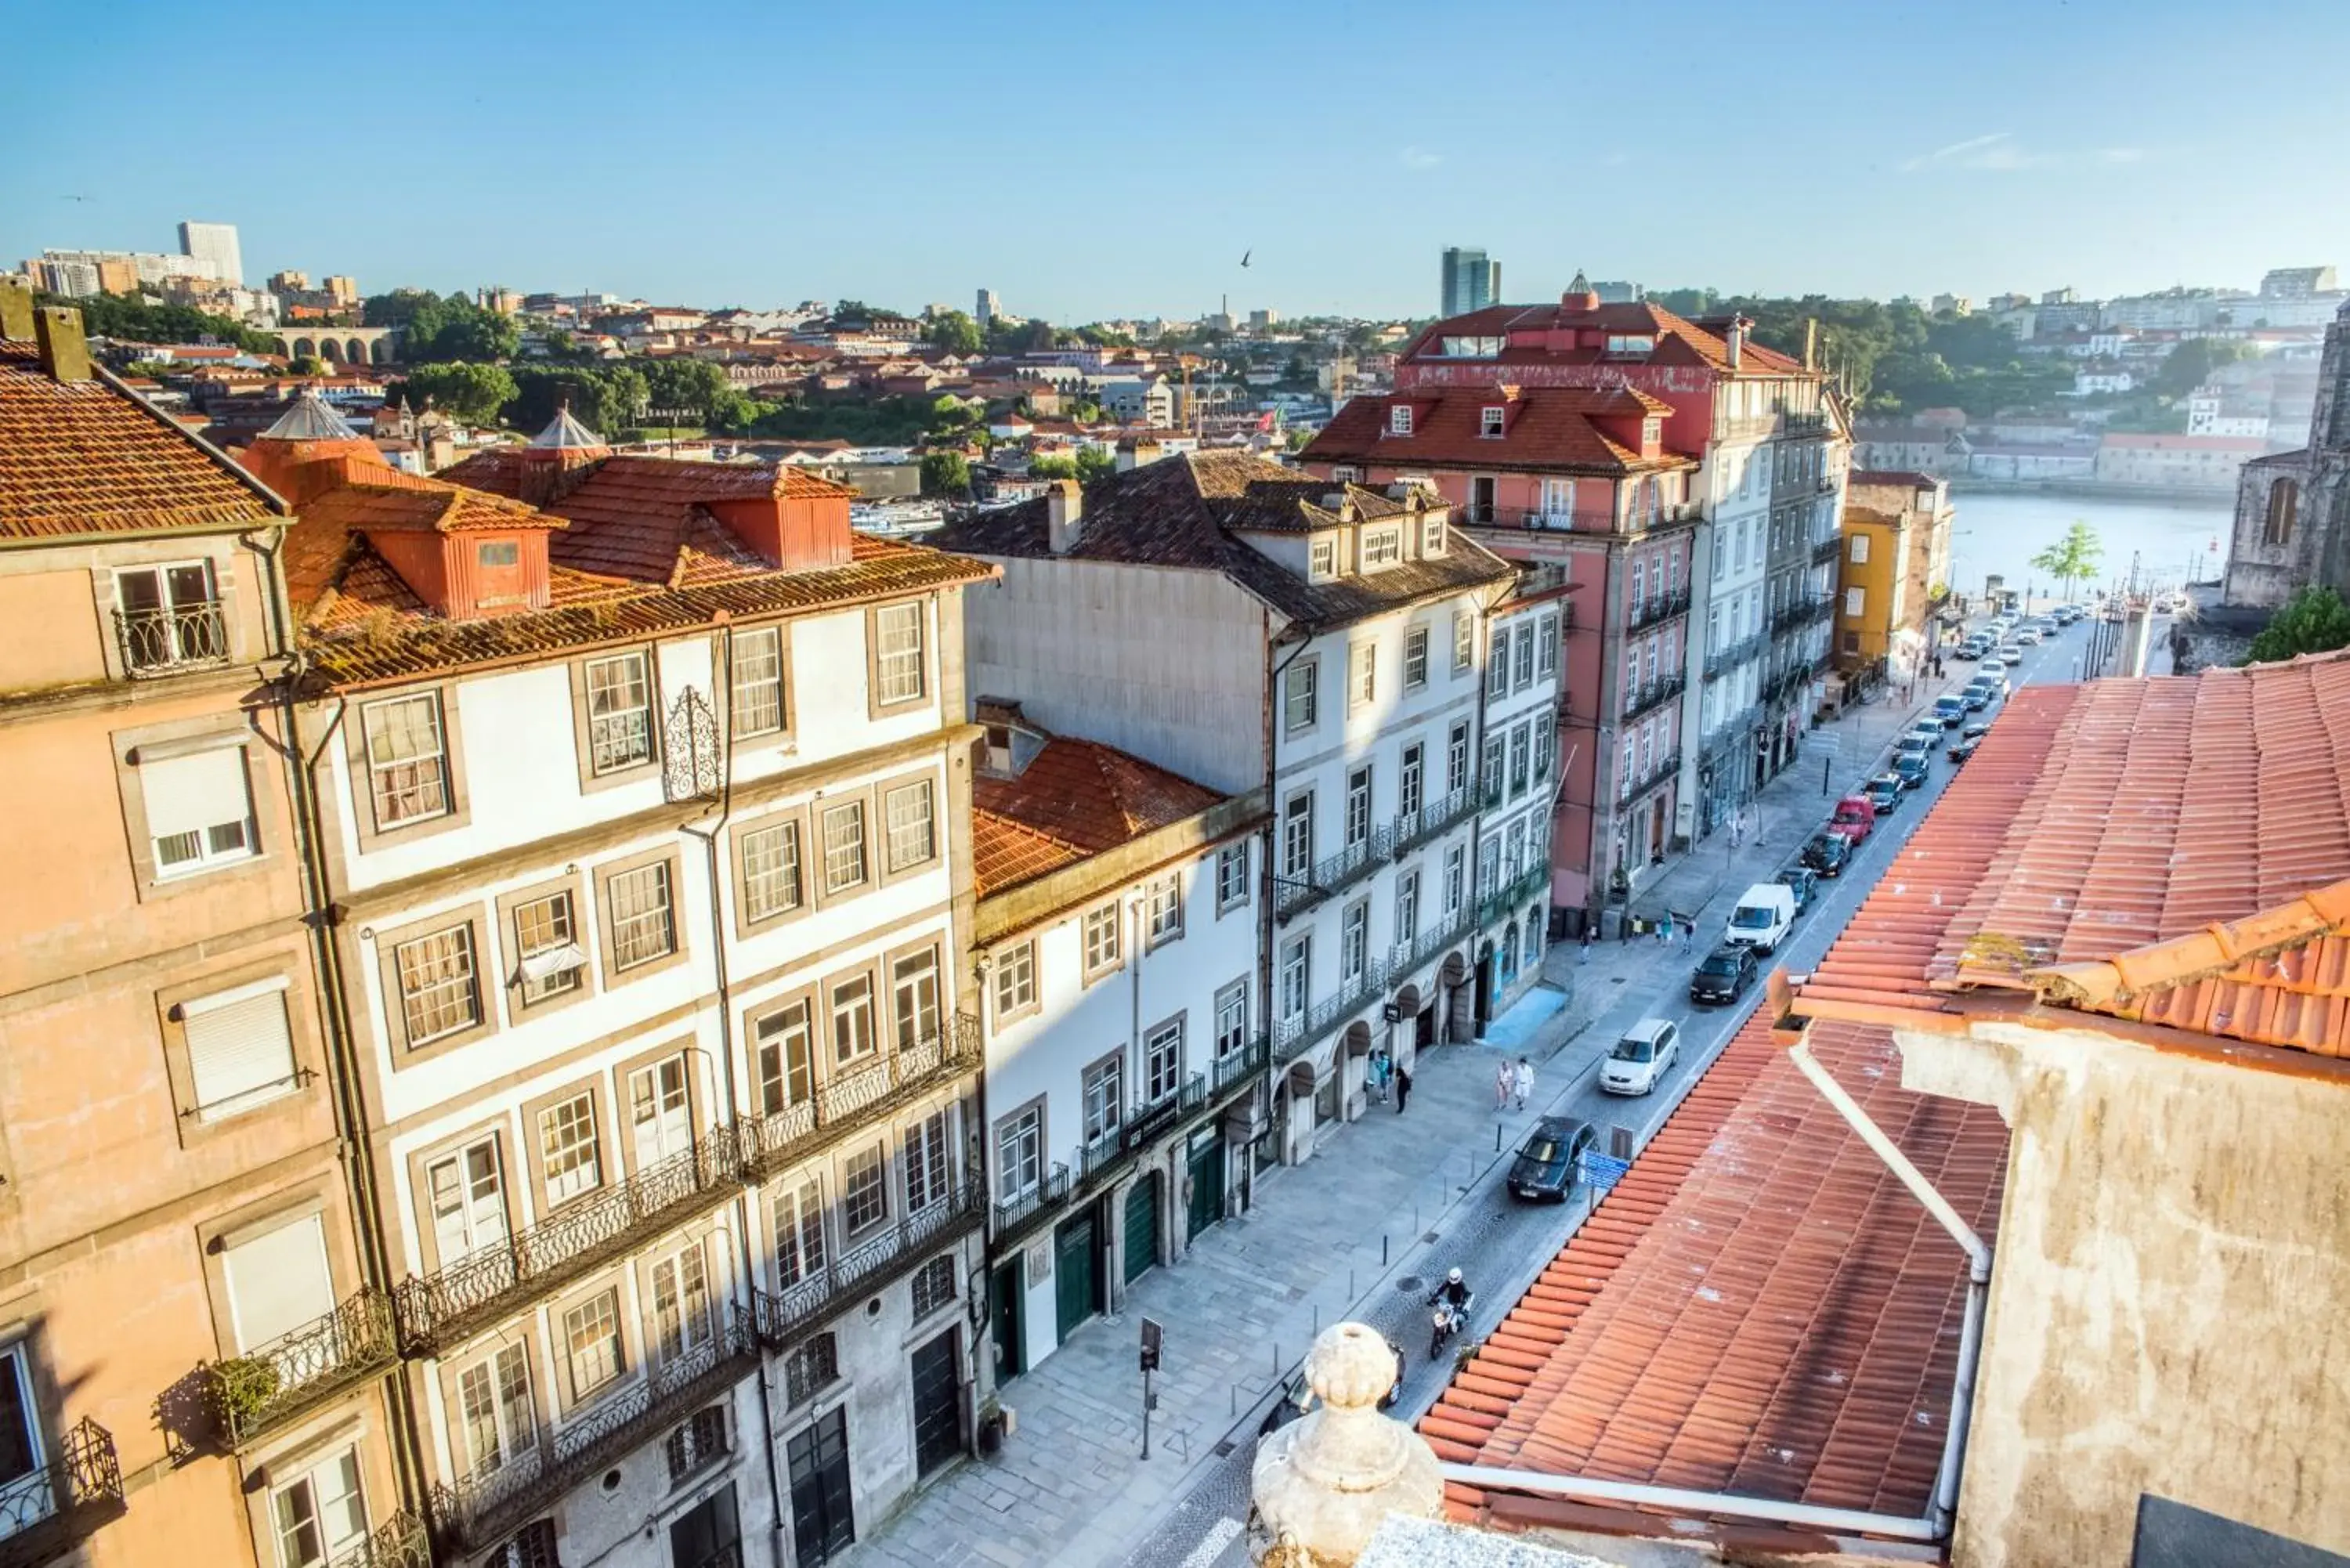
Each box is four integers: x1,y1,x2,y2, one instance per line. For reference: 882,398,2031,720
223,1213,334,1351
183,979,297,1121
143,746,251,840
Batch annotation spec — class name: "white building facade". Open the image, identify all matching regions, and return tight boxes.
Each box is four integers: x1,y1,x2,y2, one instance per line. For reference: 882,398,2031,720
1475,583,1565,1017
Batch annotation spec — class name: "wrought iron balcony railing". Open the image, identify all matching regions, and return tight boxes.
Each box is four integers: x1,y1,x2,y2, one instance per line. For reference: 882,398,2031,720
1621,673,1686,726
1769,597,1817,636
429,1311,760,1555
1209,1035,1270,1101
325,1509,431,1568
1702,632,1767,681
991,1163,1072,1239
0,1417,125,1568
1477,866,1552,930
1615,748,1683,807
1272,959,1388,1063
1274,832,1389,919
1076,1075,1207,1189
754,1180,983,1353
739,1016,982,1182
1386,902,1479,982
1627,587,1691,634
113,603,230,676
206,1287,400,1449
1386,786,1477,862
1811,534,1842,566
1806,594,1838,625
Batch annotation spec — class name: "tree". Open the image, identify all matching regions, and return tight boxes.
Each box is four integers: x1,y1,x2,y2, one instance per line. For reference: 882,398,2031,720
41,290,277,353
2030,521,2105,602
1073,446,1116,482
393,361,519,427
367,290,519,363
926,311,982,356
643,357,733,427
508,364,645,435
920,450,971,498
2151,337,2255,399
2245,585,2350,665
288,356,329,378
1027,454,1078,479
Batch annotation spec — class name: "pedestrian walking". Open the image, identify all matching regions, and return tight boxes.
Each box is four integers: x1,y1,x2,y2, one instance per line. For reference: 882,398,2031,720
1495,1058,1513,1111
1579,927,1593,964
1395,1065,1412,1113
1654,916,1669,948
1680,916,1695,953
1513,1056,1534,1111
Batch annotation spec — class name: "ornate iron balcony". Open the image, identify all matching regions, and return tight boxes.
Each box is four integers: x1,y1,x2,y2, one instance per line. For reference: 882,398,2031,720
1209,1035,1270,1102
1074,1076,1208,1190
1274,832,1389,920
0,1417,125,1568
325,1509,431,1568
1621,673,1686,726
1616,748,1683,807
1387,903,1479,982
1627,587,1691,634
1386,786,1477,861
206,1287,399,1449
113,603,230,676
1272,959,1388,1063
429,1312,761,1556
754,1180,983,1354
1701,707,1764,769
739,1015,982,1183
990,1162,1072,1240
1477,866,1552,930
1702,632,1767,681
1811,534,1842,566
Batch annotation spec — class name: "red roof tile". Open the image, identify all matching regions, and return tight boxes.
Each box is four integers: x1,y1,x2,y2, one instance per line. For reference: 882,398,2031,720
1401,302,1806,379
1302,388,1694,475
970,738,1225,898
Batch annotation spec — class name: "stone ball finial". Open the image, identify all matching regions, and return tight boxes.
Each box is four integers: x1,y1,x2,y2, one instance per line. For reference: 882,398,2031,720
1303,1322,1397,1414
1249,1322,1444,1567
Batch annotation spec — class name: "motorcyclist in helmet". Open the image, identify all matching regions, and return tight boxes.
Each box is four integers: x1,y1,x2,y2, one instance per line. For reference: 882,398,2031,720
1429,1266,1470,1310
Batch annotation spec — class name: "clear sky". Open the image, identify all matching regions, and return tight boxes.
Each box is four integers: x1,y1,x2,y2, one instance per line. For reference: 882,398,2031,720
8,0,2346,323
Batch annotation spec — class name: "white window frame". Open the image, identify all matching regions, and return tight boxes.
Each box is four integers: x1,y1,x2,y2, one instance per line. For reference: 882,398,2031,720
584,651,655,775
361,692,450,829
884,779,937,873
1283,659,1318,733
394,924,480,1046
1145,873,1184,948
741,820,803,922
540,1092,602,1205
821,801,867,893
608,862,677,971
1403,625,1430,689
875,602,927,705
996,1108,1042,1204
1143,1017,1184,1105
992,939,1036,1017
1216,843,1250,912
731,625,787,738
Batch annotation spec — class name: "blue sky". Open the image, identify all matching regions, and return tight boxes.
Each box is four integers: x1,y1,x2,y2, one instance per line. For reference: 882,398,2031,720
9,0,2346,321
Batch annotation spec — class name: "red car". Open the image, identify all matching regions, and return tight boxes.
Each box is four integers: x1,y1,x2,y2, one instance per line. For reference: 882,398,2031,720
1828,795,1876,844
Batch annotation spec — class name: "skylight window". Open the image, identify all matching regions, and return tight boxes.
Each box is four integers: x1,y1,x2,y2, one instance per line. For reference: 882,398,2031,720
1389,405,1415,436
1607,334,1654,356
1480,406,1506,438
1438,336,1504,359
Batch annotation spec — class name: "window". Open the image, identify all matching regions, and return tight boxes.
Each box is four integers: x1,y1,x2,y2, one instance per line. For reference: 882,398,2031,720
830,976,876,1066
666,1404,729,1483
905,1108,953,1213
1082,1055,1123,1142
1448,721,1470,793
755,1002,813,1116
608,862,677,971
650,1243,711,1364
821,801,867,893
1846,586,1866,618
271,1445,368,1568
395,924,480,1046
457,1344,535,1480
1403,626,1430,689
1283,659,1318,732
512,891,585,1005
1538,616,1559,678
1340,901,1368,985
361,693,451,829
1216,843,1249,912
1347,641,1376,709
1481,736,1505,803
1480,405,1505,437
844,1145,888,1233
775,1177,826,1286
1083,903,1121,974
1329,466,1361,484
1508,724,1531,797
1388,404,1414,435
874,602,927,705
1535,712,1556,782
891,949,939,1050
1485,629,1508,699
1278,937,1310,1021
1361,527,1402,569
1479,838,1502,901
1396,871,1420,944
1849,533,1869,564
223,1213,334,1353
912,1255,957,1319
996,1107,1042,1202
1214,981,1249,1058
1400,743,1425,818
1282,793,1314,880
143,743,256,876
1513,624,1535,690
1145,873,1183,946
1712,528,1726,580
884,780,936,872
1345,767,1372,847
180,979,298,1120
1309,537,1336,578
732,626,786,737
540,1093,602,1205
1144,1018,1184,1104
584,652,654,775
993,940,1036,1016
628,1055,691,1167
1452,609,1474,672
1444,844,1466,913
114,561,223,671
428,1136,508,1266
562,1288,626,1404
477,540,520,569
741,820,804,922
1632,558,1646,613
784,1335,839,1407
1422,513,1445,556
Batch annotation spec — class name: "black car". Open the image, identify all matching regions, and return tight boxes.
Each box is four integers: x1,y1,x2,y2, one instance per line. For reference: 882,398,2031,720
1690,942,1760,1006
1864,773,1905,814
1508,1116,1596,1201
1774,864,1820,913
1894,750,1931,790
1801,829,1852,877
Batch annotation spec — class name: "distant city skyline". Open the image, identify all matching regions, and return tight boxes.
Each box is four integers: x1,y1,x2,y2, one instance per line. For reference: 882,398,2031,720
6,0,2348,323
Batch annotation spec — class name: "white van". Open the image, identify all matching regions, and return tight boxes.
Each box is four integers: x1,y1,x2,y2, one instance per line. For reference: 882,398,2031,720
1723,882,1797,955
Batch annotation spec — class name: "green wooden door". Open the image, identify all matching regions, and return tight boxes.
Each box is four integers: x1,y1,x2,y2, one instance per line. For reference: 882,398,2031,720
1054,1212,1097,1342
1186,1133,1224,1242
1123,1174,1159,1286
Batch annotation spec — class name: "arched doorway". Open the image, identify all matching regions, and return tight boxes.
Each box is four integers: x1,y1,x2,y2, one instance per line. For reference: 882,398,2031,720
1284,1060,1316,1163
1440,952,1473,1045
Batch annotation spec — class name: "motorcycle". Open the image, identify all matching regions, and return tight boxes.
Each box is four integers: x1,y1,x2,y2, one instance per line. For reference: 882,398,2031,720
1429,1291,1474,1359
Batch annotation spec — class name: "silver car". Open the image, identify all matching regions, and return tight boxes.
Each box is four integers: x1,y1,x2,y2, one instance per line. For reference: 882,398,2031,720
1600,1018,1680,1095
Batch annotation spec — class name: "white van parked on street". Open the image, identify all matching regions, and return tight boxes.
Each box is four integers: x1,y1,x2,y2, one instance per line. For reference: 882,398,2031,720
1723,882,1797,955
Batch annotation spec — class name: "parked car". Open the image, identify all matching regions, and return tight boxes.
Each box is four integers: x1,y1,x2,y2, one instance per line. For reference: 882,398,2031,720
1864,772,1905,814
1829,795,1877,843
1952,641,1984,661
1600,1019,1680,1096
1509,1116,1597,1200
1894,750,1932,789
1959,681,1993,712
2015,627,2043,646
1933,694,1969,727
1948,733,1983,764
1689,942,1761,1006
1773,864,1820,913
1904,722,1945,753
1802,829,1853,876
1723,881,1798,955
1896,732,1935,764
1999,643,2026,663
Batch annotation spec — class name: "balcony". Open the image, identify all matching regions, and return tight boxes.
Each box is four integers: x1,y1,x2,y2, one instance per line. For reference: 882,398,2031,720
1477,866,1551,929
1274,833,1388,920
739,1015,982,1183
754,1180,983,1353
1077,1075,1209,1190
1616,748,1683,807
112,603,230,676
1273,959,1388,1063
1702,708,1762,768
1620,673,1685,727
1386,903,1478,982
992,1162,1072,1239
205,1288,400,1450
1702,633,1766,681
396,1138,739,1359
327,1511,430,1568
0,1418,125,1568
1811,534,1842,566
1209,1035,1270,1104
1386,786,1477,862
1627,587,1691,634
429,1311,761,1555
1764,667,1815,706
1769,597,1825,637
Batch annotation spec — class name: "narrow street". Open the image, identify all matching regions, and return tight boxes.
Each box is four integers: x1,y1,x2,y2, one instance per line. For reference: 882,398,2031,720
851,612,2104,1568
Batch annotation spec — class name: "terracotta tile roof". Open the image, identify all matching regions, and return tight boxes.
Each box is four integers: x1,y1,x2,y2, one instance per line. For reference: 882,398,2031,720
969,737,1227,898
1302,388,1694,476
1400,302,1806,378
301,477,559,536
0,340,277,538
932,450,1513,633
970,809,1086,898
1847,470,1941,490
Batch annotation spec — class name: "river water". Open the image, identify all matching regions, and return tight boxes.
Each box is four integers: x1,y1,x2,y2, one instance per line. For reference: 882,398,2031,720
1943,490,2232,602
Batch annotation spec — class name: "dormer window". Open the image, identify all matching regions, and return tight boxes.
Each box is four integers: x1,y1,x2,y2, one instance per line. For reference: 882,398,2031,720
1388,405,1415,436
1361,526,1403,570
1607,334,1654,356
1309,537,1337,580
1439,336,1504,358
1480,406,1506,438
477,540,519,569
1330,465,1361,484
1641,417,1661,447
1421,514,1446,557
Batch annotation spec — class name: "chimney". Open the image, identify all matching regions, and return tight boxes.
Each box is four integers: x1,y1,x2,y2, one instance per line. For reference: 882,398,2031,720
1802,318,1819,373
34,305,92,384
1046,479,1084,554
1725,316,1745,372
0,276,32,340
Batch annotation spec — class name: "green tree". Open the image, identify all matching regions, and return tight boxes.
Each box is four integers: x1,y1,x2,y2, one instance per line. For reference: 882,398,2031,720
643,357,733,426
920,450,971,498
2030,520,2105,602
1028,454,1078,479
508,365,645,435
2151,337,2255,399
40,290,277,353
1073,446,1116,482
367,290,519,363
926,311,982,355
2245,585,2350,665
288,356,329,378
393,361,519,427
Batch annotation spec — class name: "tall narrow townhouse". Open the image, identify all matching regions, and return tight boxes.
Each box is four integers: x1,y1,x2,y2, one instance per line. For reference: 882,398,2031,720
242,399,994,1568
965,717,1265,1377
1757,357,1846,777
0,296,422,1567
1473,574,1566,1015
933,457,1515,1170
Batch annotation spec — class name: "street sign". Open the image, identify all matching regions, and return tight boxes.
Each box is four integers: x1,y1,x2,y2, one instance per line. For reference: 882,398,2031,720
1578,1151,1631,1191
1139,1317,1163,1372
